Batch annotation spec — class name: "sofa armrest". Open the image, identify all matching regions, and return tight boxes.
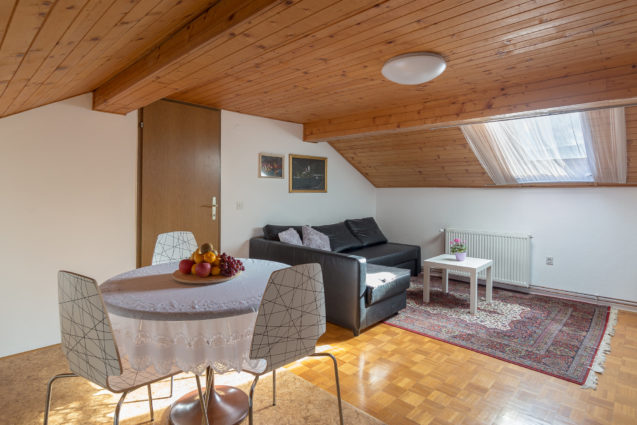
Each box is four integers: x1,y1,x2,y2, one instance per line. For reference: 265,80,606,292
249,237,366,332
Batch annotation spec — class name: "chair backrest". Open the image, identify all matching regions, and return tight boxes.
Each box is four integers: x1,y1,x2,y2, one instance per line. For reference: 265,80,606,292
249,263,326,371
152,231,198,265
58,271,122,388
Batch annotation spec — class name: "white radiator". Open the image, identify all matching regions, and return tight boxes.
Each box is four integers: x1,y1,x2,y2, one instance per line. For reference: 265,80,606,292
445,228,532,287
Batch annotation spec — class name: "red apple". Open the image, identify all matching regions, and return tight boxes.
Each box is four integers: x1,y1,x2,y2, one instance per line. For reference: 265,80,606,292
195,262,211,278
179,259,195,274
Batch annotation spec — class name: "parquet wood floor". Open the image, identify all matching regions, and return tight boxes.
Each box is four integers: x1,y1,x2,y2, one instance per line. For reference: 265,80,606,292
287,310,637,425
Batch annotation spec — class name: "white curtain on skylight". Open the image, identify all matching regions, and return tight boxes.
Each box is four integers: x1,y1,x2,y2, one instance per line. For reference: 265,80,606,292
461,108,627,185
459,124,519,185
582,108,627,183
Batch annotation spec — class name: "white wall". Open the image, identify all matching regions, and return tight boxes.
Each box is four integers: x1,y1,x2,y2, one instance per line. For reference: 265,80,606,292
220,110,376,257
376,187,637,302
0,94,138,357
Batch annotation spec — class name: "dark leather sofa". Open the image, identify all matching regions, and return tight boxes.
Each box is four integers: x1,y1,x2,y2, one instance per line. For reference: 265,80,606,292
249,218,421,335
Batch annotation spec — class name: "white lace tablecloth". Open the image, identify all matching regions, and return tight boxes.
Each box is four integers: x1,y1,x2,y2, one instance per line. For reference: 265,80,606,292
100,259,287,375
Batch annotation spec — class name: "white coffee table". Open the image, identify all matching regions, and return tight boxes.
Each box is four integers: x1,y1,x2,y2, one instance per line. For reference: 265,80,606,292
423,254,493,314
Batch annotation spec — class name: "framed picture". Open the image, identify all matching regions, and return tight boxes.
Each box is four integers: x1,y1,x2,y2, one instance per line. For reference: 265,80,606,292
258,153,284,178
289,154,327,193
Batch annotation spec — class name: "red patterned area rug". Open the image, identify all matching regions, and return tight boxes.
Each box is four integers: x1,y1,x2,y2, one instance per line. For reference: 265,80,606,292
384,275,617,388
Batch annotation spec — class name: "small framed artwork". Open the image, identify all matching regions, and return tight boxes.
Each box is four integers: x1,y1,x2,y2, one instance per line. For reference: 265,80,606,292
258,153,284,178
289,154,327,193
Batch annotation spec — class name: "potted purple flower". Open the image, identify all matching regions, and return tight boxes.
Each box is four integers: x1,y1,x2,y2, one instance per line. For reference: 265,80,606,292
450,238,467,261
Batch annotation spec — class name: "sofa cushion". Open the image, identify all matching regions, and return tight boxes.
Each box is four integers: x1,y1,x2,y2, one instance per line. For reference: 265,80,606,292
365,264,410,306
313,222,363,252
346,243,419,268
263,225,302,241
345,217,388,247
278,228,303,245
302,226,331,251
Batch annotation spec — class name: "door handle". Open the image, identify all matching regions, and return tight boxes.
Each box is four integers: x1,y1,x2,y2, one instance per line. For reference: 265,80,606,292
201,197,218,220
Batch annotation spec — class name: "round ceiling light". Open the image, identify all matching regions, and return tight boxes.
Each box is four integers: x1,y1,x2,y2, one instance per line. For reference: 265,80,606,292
381,52,446,85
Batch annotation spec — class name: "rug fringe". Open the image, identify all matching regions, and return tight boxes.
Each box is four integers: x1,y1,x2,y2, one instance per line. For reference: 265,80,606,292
582,307,618,390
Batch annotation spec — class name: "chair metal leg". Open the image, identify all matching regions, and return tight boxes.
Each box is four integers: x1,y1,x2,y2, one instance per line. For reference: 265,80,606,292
44,373,158,425
205,366,214,407
195,374,210,425
147,385,154,421
311,353,344,425
43,373,77,425
170,375,174,398
113,391,129,425
272,369,276,406
248,374,260,425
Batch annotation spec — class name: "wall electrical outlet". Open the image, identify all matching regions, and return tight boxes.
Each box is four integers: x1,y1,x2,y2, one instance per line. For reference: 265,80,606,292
546,257,554,266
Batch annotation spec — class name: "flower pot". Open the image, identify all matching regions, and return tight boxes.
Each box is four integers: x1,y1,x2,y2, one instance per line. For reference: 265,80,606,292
455,252,466,261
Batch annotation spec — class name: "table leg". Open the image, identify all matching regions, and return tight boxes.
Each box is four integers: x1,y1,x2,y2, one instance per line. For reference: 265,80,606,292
423,265,430,303
442,268,449,293
470,270,478,314
169,369,249,425
486,266,493,303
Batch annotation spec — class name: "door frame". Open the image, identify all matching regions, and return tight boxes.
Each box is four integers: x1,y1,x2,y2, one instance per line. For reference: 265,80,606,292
136,99,222,268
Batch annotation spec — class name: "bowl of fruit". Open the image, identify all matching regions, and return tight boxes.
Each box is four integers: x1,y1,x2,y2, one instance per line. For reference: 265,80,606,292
172,242,245,285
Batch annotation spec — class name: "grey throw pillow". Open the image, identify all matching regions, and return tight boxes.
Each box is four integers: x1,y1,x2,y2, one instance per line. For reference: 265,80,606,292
302,226,331,251
278,228,303,246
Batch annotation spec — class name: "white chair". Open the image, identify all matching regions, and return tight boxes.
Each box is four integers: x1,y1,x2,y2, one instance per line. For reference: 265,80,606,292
152,231,198,265
245,263,344,425
44,271,181,425
151,231,198,394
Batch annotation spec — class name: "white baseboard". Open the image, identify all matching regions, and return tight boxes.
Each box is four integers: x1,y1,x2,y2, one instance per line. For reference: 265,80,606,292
529,285,637,312
428,270,637,312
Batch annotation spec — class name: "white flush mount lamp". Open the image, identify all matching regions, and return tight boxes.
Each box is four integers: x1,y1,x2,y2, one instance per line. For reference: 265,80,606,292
381,52,446,85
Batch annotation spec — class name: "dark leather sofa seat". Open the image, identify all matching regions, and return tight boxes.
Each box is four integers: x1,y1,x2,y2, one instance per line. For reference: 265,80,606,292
346,243,421,276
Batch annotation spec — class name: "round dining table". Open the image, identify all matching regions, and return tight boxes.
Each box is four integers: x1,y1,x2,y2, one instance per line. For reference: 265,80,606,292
100,258,288,425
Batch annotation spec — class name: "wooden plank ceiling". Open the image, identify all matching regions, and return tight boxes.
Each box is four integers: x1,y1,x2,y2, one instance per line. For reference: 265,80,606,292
329,126,495,188
2,0,637,188
169,0,637,141
0,0,220,117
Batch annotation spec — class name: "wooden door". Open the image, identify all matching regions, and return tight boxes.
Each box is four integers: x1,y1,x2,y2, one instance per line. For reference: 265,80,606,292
138,100,220,266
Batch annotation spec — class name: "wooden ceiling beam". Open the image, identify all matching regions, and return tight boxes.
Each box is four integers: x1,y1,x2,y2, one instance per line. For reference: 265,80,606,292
91,0,282,114
303,72,637,142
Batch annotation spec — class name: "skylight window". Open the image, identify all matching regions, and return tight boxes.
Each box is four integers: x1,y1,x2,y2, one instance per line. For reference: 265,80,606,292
484,113,592,183
460,108,627,185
